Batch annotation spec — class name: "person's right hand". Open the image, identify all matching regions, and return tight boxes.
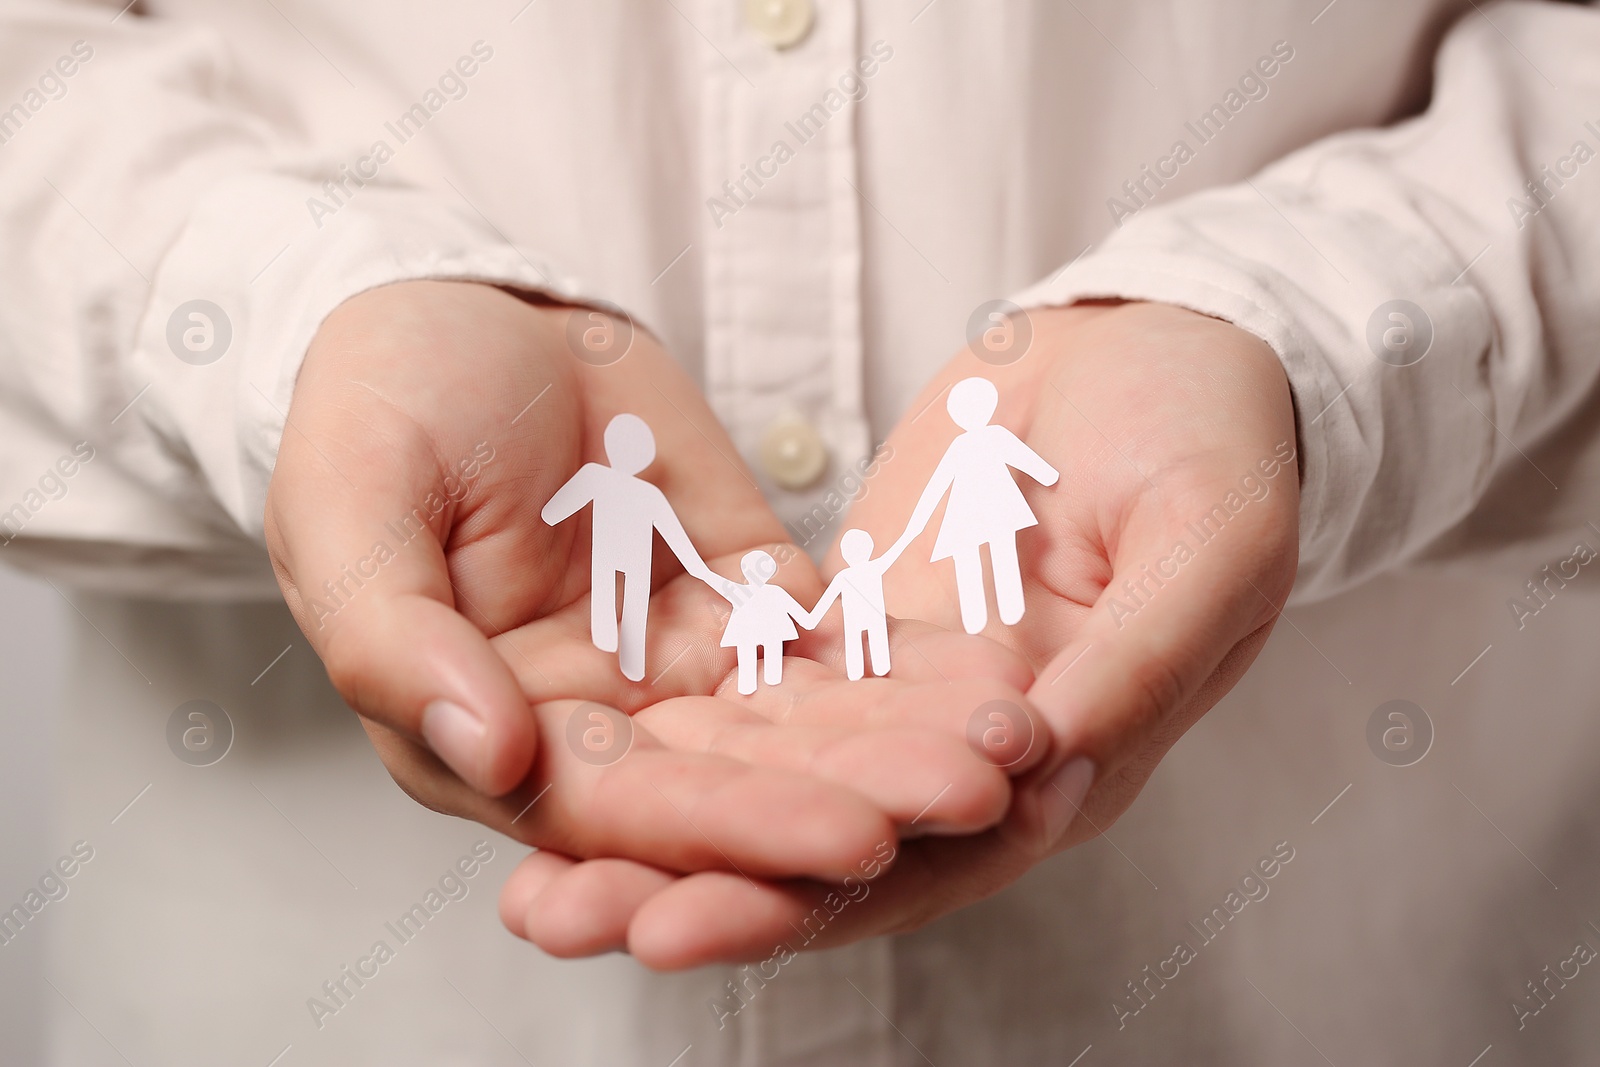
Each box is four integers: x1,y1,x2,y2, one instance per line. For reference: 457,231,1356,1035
263,280,1035,887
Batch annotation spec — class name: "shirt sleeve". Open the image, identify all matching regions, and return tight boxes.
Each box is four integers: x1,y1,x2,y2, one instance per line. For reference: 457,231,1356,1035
0,3,596,597
1012,0,1600,603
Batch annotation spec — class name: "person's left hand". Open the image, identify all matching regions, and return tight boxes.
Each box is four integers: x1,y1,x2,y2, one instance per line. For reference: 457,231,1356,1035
494,301,1303,966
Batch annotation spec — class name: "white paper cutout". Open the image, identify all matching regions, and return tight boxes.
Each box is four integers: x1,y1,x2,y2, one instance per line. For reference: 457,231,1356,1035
540,377,1056,685
541,413,720,681
802,528,903,680
713,550,810,694
890,376,1059,635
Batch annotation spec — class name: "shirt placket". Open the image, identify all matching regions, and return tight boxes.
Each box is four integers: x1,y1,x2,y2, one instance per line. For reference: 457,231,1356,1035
697,0,871,554
693,4,895,1066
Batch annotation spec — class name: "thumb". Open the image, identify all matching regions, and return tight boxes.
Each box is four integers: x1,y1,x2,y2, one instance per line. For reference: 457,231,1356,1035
1024,489,1298,813
266,429,537,799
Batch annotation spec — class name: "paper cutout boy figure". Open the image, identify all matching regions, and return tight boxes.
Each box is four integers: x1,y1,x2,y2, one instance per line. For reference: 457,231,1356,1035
714,549,811,695
893,376,1060,635
803,528,904,681
541,413,719,681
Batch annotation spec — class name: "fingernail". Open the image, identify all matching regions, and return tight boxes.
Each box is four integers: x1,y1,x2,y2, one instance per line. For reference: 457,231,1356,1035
422,699,488,789
1039,757,1096,847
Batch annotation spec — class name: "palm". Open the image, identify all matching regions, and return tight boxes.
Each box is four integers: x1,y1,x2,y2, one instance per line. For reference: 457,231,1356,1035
268,281,787,792
849,305,1293,671
479,560,1051,962
499,302,1305,966
269,282,786,641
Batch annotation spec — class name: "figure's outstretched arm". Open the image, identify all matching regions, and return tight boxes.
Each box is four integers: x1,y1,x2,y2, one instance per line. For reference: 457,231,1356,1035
653,498,719,585
707,576,741,603
798,578,844,629
1001,429,1060,487
876,538,911,571
780,590,814,631
540,465,601,525
888,453,955,559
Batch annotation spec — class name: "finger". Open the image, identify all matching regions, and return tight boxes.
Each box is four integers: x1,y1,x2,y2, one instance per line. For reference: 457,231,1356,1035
566,783,1123,971
738,671,1052,780
267,439,541,798
262,287,597,797
630,871,793,967
624,832,1026,970
491,587,1051,830
635,696,1013,834
517,856,675,958
365,703,899,882
498,850,574,940
526,701,898,880
497,616,1044,834
1024,456,1298,789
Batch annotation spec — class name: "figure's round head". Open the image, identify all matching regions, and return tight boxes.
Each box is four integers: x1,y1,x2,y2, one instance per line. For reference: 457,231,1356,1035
947,376,999,431
603,413,655,475
840,528,874,566
740,549,778,586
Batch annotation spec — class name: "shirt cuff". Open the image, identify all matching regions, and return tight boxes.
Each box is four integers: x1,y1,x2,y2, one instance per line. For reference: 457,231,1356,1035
120,174,604,578
1009,248,1342,603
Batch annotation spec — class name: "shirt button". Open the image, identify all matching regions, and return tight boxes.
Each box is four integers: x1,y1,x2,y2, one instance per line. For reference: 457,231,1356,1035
745,0,814,50
760,415,829,491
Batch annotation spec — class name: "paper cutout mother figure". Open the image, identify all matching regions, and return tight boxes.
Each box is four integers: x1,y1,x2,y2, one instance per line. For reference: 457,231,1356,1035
541,413,720,681
804,528,903,680
890,376,1060,635
714,549,812,694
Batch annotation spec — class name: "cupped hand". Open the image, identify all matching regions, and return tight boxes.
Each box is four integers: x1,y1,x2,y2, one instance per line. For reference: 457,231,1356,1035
266,280,781,795
499,300,1302,966
265,280,1039,905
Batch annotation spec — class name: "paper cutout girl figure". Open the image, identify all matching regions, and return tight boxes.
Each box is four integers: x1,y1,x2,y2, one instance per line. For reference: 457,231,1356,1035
889,376,1060,635
541,413,720,681
714,550,811,695
804,528,904,680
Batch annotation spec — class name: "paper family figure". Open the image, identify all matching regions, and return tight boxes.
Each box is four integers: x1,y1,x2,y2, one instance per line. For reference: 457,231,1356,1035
713,550,813,695
891,376,1060,634
802,528,904,681
540,413,721,681
545,377,1057,684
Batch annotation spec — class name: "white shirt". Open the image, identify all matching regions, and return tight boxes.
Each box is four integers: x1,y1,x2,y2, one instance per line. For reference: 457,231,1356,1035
4,0,1600,1064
